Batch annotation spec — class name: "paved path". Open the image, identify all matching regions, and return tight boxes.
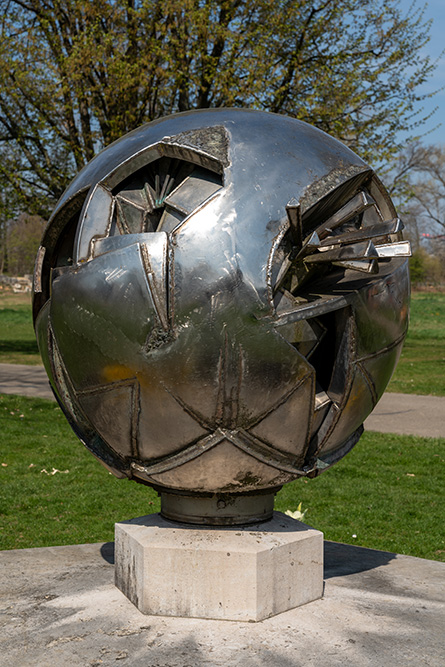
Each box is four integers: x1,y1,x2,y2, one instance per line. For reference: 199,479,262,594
1,363,444,437
0,538,443,666
364,392,445,439
0,362,54,400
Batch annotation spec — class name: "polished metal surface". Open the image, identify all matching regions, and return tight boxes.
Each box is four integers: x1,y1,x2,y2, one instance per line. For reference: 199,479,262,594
159,489,277,526
33,109,410,524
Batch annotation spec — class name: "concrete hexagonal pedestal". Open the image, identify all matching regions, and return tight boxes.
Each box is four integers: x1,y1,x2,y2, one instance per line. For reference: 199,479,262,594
115,512,323,621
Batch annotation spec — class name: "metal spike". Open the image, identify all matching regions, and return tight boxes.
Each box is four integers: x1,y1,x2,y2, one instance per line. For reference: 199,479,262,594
155,173,160,202
375,241,412,258
314,191,376,239
159,174,172,205
304,240,379,264
319,218,403,247
286,199,303,248
297,230,321,258
274,256,293,291
332,259,379,274
143,182,155,212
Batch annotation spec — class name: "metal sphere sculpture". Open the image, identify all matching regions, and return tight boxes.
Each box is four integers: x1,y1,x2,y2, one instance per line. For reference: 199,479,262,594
33,109,410,524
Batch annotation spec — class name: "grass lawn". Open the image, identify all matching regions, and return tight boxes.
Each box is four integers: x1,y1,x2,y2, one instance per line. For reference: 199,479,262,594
1,394,444,560
387,291,445,396
0,292,40,365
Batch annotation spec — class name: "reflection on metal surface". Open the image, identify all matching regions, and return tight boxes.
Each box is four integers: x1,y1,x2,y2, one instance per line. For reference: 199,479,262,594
33,109,410,524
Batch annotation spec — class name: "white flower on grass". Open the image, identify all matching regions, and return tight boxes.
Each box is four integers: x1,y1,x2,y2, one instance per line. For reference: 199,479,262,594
285,502,307,521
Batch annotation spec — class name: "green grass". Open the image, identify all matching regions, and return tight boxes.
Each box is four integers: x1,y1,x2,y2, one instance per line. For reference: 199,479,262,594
0,394,160,550
1,394,444,560
276,434,445,561
388,291,445,396
0,293,40,365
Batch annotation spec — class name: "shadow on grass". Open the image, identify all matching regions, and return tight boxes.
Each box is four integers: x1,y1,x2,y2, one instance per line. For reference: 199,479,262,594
0,340,39,355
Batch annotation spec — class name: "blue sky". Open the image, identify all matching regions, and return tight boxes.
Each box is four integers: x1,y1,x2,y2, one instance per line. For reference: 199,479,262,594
399,0,445,146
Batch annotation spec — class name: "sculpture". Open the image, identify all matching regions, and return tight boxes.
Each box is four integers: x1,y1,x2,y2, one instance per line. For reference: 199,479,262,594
33,109,410,525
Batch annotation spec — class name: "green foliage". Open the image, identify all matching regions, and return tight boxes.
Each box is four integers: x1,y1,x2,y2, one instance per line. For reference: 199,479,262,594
1,395,443,561
409,249,427,285
408,248,444,288
388,291,445,395
0,0,437,217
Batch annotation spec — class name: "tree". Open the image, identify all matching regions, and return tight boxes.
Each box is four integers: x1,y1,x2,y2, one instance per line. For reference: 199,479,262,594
386,142,445,244
0,180,20,273
0,0,438,218
7,212,46,275
408,145,445,235
409,146,445,271
383,141,445,286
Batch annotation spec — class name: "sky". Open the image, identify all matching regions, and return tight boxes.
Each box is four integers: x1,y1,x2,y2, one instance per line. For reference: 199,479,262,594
399,0,445,146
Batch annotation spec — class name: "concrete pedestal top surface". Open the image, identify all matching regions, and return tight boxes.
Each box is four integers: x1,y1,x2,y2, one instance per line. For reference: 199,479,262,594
0,539,443,666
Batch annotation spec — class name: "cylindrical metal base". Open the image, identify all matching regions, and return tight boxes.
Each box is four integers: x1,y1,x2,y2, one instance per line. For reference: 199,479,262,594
159,489,279,525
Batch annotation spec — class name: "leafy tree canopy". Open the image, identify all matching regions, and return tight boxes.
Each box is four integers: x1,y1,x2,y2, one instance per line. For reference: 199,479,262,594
0,0,438,218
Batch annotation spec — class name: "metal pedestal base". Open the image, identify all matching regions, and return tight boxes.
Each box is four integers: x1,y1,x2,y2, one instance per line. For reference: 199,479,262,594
159,489,279,525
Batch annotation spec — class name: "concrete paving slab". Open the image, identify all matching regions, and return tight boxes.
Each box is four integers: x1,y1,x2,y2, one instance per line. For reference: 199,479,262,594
0,538,444,666
0,363,54,400
364,392,445,438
